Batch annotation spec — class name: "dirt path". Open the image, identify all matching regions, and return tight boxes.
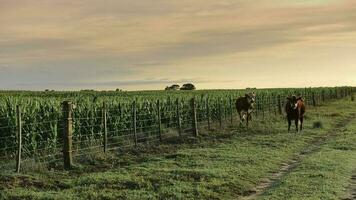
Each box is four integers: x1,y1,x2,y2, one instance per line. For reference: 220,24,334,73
239,115,355,200
342,170,356,200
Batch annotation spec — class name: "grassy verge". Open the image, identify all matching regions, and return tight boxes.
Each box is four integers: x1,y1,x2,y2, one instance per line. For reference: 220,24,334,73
260,107,356,199
0,99,354,200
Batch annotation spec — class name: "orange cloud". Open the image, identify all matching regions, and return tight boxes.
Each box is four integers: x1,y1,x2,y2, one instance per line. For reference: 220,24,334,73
0,0,355,90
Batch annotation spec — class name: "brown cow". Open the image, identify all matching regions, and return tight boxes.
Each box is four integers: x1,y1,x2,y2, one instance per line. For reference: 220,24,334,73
236,92,255,126
285,95,306,132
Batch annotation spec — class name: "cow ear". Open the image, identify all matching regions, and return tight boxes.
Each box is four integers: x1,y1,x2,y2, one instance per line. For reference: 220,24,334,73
286,97,290,100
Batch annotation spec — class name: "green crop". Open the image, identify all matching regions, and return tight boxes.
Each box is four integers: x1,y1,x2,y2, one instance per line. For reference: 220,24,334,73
0,87,354,166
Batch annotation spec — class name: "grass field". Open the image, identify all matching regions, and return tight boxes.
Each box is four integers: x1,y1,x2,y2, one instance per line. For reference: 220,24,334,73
0,97,355,199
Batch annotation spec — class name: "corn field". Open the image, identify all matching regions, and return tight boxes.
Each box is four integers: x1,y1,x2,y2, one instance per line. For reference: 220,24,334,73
0,87,354,172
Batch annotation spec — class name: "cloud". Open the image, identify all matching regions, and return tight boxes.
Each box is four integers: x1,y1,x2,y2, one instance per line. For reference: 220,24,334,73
0,0,356,89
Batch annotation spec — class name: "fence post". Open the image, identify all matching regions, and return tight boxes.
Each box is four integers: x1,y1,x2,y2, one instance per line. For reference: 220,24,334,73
273,96,277,116
255,97,259,119
206,98,211,130
15,105,22,173
277,95,282,115
219,98,222,128
312,92,316,106
191,98,198,137
176,99,182,138
118,103,122,118
102,102,107,153
352,92,354,101
268,96,271,114
224,99,227,121
157,100,162,141
349,88,353,100
132,100,137,147
230,96,233,125
62,101,73,170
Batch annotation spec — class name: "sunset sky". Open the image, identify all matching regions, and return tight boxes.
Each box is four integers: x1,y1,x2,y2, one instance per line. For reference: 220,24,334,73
1,0,356,90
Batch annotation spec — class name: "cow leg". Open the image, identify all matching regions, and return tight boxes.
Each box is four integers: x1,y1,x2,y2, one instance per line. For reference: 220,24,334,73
238,112,243,125
300,117,303,131
295,119,299,133
288,119,291,132
246,113,249,127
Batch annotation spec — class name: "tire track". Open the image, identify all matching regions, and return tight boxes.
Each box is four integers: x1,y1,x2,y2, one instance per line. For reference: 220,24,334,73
240,114,356,200
342,170,356,200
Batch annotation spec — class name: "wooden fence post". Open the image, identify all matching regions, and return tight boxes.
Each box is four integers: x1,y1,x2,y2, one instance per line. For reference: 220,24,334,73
206,98,211,130
218,98,222,128
102,102,107,153
255,97,259,119
176,99,182,137
118,103,122,118
132,100,137,147
351,92,354,101
62,101,73,170
349,88,353,100
312,92,316,106
322,90,325,102
268,96,271,114
191,98,198,137
230,96,233,125
274,96,277,116
277,95,282,115
16,105,22,173
224,99,227,121
157,100,162,141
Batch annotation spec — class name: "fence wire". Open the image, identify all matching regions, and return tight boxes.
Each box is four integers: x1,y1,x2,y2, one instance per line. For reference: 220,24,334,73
0,88,353,172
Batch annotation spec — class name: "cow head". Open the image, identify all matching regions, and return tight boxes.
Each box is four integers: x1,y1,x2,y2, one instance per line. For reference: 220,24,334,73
296,93,303,101
245,92,256,104
286,95,298,110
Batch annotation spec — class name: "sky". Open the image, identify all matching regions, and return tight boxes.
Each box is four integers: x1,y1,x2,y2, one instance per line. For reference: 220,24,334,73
0,0,356,90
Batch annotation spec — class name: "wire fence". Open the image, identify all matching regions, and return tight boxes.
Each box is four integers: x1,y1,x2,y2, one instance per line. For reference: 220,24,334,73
0,87,354,172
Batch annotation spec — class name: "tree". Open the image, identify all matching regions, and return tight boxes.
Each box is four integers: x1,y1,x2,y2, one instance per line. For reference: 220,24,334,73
180,83,196,90
165,84,180,91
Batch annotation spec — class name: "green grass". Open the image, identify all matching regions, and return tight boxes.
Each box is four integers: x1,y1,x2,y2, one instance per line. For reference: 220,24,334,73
0,99,355,200
260,106,356,199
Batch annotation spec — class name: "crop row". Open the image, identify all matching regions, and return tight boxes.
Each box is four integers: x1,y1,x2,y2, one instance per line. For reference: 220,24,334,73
0,87,354,164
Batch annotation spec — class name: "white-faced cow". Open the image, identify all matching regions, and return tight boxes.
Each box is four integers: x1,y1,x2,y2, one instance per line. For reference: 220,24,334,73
285,95,306,132
236,92,256,126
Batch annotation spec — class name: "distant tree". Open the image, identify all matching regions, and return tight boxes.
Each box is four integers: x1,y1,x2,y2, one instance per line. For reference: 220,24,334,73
165,84,180,91
180,83,196,90
171,84,180,90
116,88,123,92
